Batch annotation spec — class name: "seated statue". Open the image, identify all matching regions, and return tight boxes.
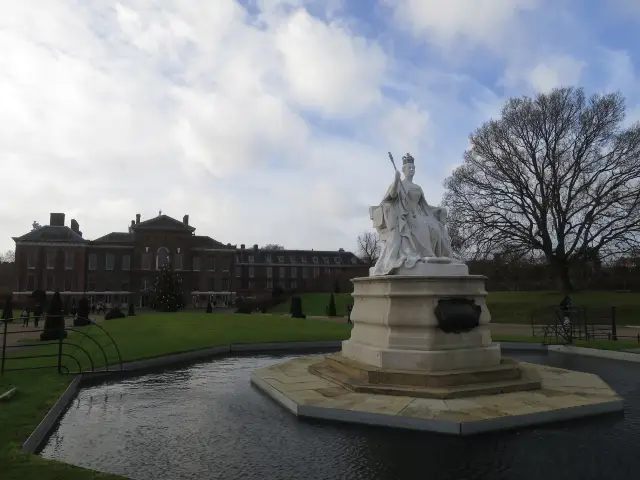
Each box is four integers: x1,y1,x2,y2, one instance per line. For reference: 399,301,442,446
369,153,467,276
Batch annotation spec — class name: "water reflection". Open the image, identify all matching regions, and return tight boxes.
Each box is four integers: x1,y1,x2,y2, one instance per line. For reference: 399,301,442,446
40,352,640,480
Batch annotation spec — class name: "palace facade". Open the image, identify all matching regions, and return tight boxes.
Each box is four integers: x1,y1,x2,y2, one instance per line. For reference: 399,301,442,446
11,212,367,308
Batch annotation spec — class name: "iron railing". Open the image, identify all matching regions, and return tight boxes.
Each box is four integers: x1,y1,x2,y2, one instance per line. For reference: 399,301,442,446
0,315,122,375
530,306,640,345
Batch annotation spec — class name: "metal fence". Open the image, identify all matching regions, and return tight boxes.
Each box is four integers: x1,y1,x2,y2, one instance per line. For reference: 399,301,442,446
530,306,640,345
0,315,122,375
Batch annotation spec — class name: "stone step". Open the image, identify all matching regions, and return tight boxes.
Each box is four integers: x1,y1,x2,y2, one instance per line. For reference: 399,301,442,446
324,354,523,388
309,362,541,400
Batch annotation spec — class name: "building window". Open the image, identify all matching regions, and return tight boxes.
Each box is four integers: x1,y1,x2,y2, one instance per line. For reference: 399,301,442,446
207,277,215,291
265,254,272,263
323,257,330,264
174,253,183,270
27,251,36,269
46,275,54,291
267,267,272,278
313,267,320,278
351,257,358,264
46,250,55,269
248,280,254,290
27,274,35,290
192,256,201,271
312,256,318,264
278,256,284,263
156,247,169,270
266,279,273,289
334,257,341,264
122,255,131,271
290,280,297,290
291,267,297,278
222,278,229,291
105,278,113,291
248,255,254,263
88,254,97,270
65,251,74,270
301,256,307,263
139,253,149,270
279,266,285,277
302,268,309,279
249,267,254,278
87,275,96,291
121,279,130,291
235,266,241,277
206,258,215,271
289,256,296,263
106,253,115,270
64,275,72,291
141,277,151,291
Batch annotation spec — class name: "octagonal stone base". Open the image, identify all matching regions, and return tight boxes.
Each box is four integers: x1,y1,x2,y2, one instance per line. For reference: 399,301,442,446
251,356,624,436
309,353,541,399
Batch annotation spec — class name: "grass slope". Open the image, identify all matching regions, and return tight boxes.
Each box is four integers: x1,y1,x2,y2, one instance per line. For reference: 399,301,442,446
273,291,640,325
0,313,353,480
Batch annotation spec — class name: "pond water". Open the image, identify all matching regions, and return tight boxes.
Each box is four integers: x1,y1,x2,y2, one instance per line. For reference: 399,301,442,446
41,351,640,480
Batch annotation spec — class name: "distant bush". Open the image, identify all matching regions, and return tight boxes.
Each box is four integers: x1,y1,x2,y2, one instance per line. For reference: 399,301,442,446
291,296,306,319
73,296,91,326
105,307,126,320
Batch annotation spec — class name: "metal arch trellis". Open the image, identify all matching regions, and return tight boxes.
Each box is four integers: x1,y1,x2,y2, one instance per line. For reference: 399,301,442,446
0,316,123,375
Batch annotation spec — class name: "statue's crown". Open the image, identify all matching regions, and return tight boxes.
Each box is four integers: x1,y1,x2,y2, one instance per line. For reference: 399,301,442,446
402,153,414,165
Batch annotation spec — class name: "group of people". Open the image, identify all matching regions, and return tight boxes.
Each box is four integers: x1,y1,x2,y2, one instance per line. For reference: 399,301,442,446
19,304,43,328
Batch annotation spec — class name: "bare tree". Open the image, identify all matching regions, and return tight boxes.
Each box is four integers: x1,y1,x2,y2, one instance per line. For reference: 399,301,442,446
261,244,285,250
444,87,640,292
0,250,14,263
356,232,381,266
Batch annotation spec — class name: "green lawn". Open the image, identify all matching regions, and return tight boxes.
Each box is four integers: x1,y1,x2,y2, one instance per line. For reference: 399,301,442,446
0,312,353,480
273,291,640,325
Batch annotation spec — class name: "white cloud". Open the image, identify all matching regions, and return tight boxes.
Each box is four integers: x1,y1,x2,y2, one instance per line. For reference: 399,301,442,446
502,54,587,93
385,0,539,50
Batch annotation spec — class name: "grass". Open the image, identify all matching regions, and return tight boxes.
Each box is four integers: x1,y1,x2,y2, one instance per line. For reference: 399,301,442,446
0,312,353,480
273,291,640,325
1,308,638,479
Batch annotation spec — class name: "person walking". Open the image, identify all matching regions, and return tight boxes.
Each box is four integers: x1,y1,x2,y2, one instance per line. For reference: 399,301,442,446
33,303,42,328
21,308,29,327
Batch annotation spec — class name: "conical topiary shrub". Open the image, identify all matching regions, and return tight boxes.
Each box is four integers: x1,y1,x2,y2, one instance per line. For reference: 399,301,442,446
128,301,136,316
206,301,213,313
1,295,13,322
291,296,306,319
327,293,337,317
40,290,67,341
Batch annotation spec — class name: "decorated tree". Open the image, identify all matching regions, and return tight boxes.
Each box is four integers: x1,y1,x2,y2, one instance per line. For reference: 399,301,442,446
74,296,91,326
40,290,67,341
152,262,184,312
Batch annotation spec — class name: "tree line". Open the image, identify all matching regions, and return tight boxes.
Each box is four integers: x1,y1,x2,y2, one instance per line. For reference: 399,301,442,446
357,87,640,293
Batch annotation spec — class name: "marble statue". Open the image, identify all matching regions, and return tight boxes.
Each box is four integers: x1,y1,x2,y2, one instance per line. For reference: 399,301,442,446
369,153,466,276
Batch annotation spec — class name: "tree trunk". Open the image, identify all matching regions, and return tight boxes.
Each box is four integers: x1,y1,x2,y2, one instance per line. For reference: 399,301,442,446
554,261,574,293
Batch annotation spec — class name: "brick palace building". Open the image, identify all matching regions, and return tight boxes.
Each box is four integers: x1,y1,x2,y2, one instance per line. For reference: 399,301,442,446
10,212,367,308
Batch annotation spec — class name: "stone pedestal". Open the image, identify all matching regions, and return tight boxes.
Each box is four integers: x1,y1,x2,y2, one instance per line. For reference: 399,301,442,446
342,275,500,372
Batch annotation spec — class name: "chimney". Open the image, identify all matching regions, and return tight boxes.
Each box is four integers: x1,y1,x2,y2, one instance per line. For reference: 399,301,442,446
49,213,65,226
339,248,344,252
136,214,141,224
70,219,82,237
183,214,189,225
130,220,135,227
240,244,245,250
253,244,258,250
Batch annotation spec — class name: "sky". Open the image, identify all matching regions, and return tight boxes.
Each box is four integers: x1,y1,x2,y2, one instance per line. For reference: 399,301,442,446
1,0,639,253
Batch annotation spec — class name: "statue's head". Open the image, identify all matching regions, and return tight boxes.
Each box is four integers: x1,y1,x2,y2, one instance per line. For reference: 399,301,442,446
402,153,415,178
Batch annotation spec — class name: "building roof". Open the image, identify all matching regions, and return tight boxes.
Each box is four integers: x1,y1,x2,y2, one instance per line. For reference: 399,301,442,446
133,214,196,232
192,235,235,249
12,225,87,244
236,247,365,265
92,232,134,244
